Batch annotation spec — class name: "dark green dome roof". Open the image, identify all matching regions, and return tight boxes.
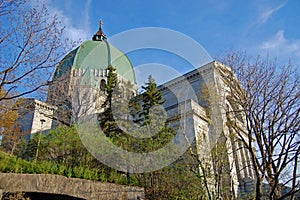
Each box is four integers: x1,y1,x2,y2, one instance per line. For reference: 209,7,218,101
54,40,136,83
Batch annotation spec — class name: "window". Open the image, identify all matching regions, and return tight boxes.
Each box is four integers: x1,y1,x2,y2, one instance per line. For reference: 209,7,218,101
100,79,106,91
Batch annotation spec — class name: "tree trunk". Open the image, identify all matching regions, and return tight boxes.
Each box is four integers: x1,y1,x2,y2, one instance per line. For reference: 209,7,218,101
255,178,263,200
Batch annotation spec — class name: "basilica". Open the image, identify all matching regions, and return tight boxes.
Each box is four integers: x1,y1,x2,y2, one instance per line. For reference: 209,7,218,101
17,23,256,197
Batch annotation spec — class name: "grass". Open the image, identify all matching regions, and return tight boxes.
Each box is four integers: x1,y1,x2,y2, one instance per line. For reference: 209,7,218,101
0,150,139,185
0,150,98,180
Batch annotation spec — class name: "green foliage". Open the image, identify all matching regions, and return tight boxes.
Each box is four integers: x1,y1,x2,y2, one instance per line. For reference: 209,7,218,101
99,168,108,182
100,65,121,134
139,75,165,125
103,73,174,151
136,160,209,200
72,166,84,178
0,125,115,184
109,126,175,153
97,73,205,198
1,124,143,186
102,66,118,108
0,150,129,184
22,125,95,168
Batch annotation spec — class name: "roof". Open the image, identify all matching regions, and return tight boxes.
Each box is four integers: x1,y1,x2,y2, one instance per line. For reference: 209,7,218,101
53,40,136,83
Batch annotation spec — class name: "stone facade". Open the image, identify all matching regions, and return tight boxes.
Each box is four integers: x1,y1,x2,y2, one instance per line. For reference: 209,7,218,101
0,173,144,200
46,67,138,126
16,98,57,140
158,61,256,196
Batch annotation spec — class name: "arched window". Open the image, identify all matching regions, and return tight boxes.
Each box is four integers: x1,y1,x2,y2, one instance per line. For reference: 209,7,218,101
100,79,106,91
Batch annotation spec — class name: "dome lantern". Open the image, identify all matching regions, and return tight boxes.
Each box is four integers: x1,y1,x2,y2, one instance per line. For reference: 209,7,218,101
92,19,107,41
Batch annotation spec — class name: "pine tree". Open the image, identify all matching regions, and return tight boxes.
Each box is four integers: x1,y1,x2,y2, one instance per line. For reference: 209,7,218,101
140,75,165,125
102,65,118,110
99,65,119,135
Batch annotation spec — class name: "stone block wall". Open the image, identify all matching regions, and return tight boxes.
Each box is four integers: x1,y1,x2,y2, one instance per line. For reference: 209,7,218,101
0,173,144,200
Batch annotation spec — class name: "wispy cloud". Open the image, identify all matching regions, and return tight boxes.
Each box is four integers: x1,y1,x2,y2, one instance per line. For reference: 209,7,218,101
31,0,91,43
82,0,92,37
51,2,91,42
260,30,300,64
258,2,287,24
80,0,92,39
260,30,286,49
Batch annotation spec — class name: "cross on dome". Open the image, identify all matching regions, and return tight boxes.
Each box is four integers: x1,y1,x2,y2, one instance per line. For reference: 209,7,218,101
99,20,103,30
92,19,106,41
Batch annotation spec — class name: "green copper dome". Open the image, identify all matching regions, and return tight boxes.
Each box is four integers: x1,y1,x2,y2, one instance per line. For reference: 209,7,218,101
54,40,136,83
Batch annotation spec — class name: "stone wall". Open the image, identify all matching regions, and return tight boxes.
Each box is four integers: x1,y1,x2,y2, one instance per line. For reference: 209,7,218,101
0,173,144,200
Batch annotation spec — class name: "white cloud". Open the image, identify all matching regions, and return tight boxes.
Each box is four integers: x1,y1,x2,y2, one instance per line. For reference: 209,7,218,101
260,30,300,64
51,3,91,42
260,30,286,49
31,0,91,43
82,0,92,37
258,2,286,24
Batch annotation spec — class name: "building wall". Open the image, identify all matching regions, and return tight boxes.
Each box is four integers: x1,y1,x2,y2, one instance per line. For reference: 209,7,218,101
158,61,256,196
47,67,138,125
17,99,57,139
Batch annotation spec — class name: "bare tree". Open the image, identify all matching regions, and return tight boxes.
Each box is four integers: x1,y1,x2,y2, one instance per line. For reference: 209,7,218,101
220,51,300,199
183,127,237,200
0,0,73,101
0,0,78,156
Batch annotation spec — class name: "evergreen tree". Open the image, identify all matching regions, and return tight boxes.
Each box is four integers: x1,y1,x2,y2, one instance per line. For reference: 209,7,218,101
102,65,119,110
23,125,96,168
99,65,120,135
140,75,165,125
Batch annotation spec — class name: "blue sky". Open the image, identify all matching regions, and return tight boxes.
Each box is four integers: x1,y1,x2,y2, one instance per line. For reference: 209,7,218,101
42,0,300,86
